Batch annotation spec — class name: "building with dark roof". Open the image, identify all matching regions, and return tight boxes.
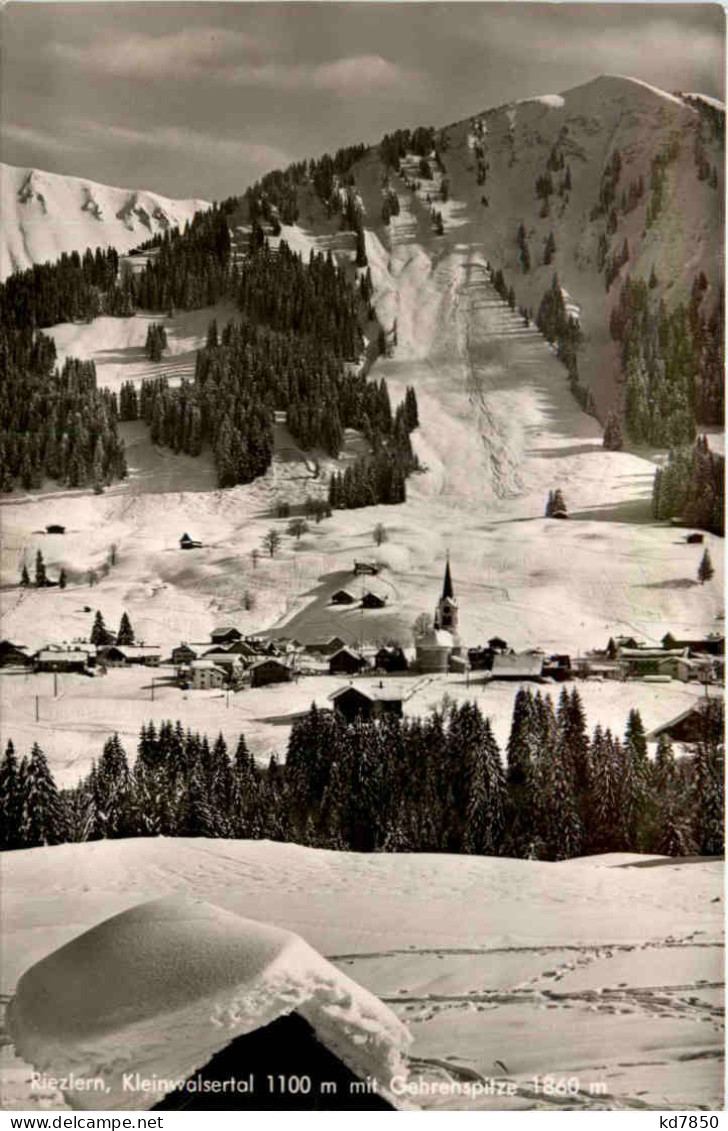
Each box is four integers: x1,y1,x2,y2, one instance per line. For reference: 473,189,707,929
329,684,404,725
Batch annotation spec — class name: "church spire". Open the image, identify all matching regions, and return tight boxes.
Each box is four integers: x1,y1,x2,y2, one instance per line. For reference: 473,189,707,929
442,553,454,601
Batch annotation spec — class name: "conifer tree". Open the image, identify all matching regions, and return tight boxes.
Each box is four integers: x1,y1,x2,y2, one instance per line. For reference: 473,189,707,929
91,610,110,646
178,765,218,837
587,726,620,853
21,743,62,847
603,411,624,451
535,701,583,861
0,740,24,850
503,689,540,857
117,611,135,645
20,563,30,587
693,705,725,855
90,734,137,839
698,548,714,584
35,550,47,588
59,568,67,589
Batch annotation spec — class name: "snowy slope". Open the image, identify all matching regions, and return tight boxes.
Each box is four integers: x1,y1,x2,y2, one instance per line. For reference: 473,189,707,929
1,163,210,279
8,895,410,1110
1,840,723,1111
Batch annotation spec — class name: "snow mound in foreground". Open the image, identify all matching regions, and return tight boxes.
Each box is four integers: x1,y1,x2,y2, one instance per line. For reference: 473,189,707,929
8,896,411,1110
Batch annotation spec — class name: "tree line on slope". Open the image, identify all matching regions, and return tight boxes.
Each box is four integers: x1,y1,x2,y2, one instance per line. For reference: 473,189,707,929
1,691,722,861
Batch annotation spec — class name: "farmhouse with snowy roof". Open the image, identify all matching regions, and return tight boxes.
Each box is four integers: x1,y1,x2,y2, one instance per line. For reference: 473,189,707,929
189,659,227,689
329,683,405,724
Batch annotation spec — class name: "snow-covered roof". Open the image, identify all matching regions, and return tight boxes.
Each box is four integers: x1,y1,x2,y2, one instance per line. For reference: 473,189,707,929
249,657,291,670
416,628,454,648
619,647,687,660
35,650,90,664
104,645,161,658
329,684,403,704
491,653,544,677
8,896,411,1111
190,659,226,672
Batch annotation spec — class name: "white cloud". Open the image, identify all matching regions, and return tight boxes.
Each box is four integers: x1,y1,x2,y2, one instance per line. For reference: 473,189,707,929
1,123,84,154
312,54,419,95
49,30,424,100
83,122,290,170
51,27,263,80
227,54,424,97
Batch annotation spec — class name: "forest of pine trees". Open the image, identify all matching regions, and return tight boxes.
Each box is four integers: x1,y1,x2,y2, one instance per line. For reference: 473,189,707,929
535,275,596,415
2,693,722,859
0,326,127,492
0,247,128,331
328,387,419,509
652,436,724,536
120,310,415,489
610,272,724,447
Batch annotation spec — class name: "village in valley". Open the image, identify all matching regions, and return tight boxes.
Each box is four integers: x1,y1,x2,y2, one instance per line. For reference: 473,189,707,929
1,538,722,785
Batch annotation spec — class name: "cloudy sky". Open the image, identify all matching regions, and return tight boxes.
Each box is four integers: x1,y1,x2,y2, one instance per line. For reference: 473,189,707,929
1,2,724,200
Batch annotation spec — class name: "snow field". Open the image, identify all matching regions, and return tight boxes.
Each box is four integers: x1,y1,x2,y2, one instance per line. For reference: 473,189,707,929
1,841,723,1110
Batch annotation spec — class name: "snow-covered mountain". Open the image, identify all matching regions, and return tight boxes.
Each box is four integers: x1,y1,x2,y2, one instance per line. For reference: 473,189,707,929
0,163,210,279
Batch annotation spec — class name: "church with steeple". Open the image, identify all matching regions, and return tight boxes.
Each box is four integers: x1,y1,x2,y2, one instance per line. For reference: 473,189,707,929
415,556,462,672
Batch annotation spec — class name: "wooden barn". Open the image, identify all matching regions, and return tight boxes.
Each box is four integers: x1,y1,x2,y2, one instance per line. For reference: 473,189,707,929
353,560,380,576
0,640,30,668
171,643,197,665
329,647,368,676
304,636,346,657
330,588,357,605
210,626,243,645
250,658,293,688
45,524,66,535
180,533,203,549
646,698,724,744
361,591,387,610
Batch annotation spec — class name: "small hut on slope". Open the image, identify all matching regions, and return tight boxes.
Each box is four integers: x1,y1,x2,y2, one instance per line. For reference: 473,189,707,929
8,896,410,1111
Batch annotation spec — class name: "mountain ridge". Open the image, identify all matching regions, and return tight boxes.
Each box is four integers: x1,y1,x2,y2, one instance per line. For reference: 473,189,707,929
0,161,210,280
